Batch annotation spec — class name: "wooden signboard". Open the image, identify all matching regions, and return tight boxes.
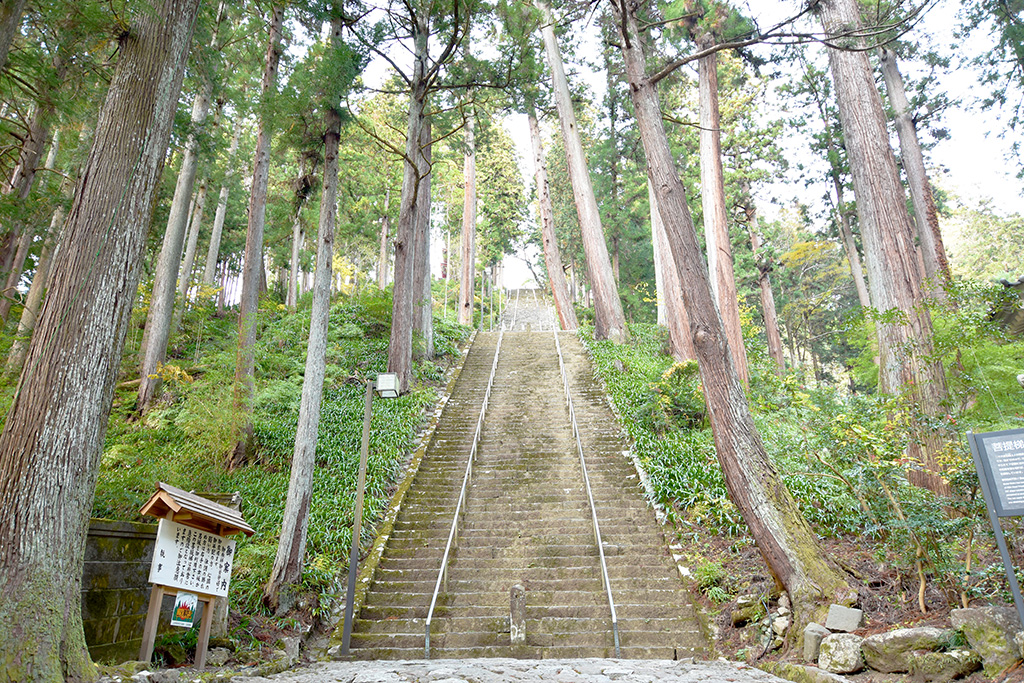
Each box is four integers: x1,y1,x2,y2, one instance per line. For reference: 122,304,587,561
139,483,253,670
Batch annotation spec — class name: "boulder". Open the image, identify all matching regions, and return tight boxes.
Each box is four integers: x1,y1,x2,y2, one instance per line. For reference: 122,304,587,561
761,662,848,683
803,623,830,663
205,647,231,668
861,626,952,673
908,649,982,682
732,595,761,627
773,615,792,636
818,633,865,674
824,604,864,632
951,606,1022,675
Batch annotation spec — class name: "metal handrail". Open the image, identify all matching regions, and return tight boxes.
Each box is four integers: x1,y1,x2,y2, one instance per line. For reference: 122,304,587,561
425,328,505,658
551,320,620,657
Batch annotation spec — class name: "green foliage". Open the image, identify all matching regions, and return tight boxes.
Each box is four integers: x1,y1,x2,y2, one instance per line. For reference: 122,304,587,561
95,290,468,618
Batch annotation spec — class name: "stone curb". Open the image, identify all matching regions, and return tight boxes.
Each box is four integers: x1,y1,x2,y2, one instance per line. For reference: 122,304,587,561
326,329,478,651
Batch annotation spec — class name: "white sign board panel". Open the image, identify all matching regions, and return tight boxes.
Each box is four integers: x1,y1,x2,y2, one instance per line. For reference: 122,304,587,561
149,519,236,597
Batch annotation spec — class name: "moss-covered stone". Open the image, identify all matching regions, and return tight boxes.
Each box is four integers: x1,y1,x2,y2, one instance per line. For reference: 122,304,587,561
950,606,1022,676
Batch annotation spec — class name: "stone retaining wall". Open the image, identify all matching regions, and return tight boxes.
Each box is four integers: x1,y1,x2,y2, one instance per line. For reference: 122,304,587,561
83,519,159,663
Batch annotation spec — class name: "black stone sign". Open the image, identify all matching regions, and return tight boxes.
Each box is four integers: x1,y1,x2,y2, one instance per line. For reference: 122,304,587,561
972,428,1024,517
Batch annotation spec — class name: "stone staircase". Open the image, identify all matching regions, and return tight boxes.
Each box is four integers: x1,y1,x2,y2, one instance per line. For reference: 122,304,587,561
347,327,706,660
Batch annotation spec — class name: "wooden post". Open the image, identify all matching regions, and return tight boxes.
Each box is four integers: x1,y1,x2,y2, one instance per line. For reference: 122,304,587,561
195,595,215,669
138,584,165,663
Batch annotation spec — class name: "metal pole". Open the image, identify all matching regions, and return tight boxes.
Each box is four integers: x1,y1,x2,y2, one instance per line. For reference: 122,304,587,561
341,379,375,656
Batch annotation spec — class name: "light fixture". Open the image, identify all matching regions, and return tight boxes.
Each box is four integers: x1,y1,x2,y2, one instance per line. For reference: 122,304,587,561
375,372,400,398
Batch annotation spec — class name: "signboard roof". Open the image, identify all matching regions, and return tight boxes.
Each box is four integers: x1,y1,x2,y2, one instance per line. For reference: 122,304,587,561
140,482,254,536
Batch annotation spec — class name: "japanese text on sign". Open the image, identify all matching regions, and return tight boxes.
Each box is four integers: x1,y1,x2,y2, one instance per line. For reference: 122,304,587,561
979,431,1024,516
149,519,236,597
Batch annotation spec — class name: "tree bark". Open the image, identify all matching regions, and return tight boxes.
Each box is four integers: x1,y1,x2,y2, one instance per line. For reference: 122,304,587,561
0,0,199,678
743,184,785,375
203,116,241,286
457,103,476,327
0,0,26,74
527,101,577,330
610,0,853,634
172,180,207,333
232,5,284,468
263,17,343,611
137,67,215,412
819,0,950,494
287,155,313,309
649,178,695,361
413,118,433,360
832,174,871,308
377,187,390,289
878,46,952,295
5,209,58,377
698,35,748,384
538,0,627,342
386,17,428,393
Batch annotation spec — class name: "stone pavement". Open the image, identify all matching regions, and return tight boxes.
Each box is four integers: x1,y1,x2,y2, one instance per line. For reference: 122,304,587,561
232,658,788,683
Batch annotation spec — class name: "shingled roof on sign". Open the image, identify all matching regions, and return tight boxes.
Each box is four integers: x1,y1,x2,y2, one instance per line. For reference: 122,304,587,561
140,481,254,537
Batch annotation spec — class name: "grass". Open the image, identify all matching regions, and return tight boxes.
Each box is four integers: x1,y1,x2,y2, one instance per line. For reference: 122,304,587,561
94,288,470,619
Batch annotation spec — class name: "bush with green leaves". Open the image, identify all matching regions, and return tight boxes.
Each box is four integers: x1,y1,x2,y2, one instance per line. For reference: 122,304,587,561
95,289,469,617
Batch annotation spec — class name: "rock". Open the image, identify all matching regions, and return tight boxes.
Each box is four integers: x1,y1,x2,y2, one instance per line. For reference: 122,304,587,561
327,645,341,659
861,626,952,673
147,673,180,683
277,636,301,665
908,649,982,682
206,647,231,668
130,673,152,683
732,605,760,627
772,616,792,636
736,595,759,610
818,633,865,674
803,623,830,663
602,667,632,680
951,605,1023,675
778,593,791,616
761,662,849,683
824,604,864,632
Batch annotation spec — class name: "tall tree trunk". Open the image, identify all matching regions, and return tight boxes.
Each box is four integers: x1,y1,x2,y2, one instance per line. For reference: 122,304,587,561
231,5,284,467
0,97,52,307
832,174,871,308
819,0,950,494
377,187,390,289
743,185,785,375
0,1,199,678
538,0,627,342
5,211,58,376
649,179,695,361
386,18,428,393
263,17,343,611
203,116,241,286
413,118,433,360
527,101,577,330
172,180,207,333
287,155,311,309
698,35,748,384
457,104,476,326
137,57,216,413
0,0,26,73
878,46,952,295
611,0,853,633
